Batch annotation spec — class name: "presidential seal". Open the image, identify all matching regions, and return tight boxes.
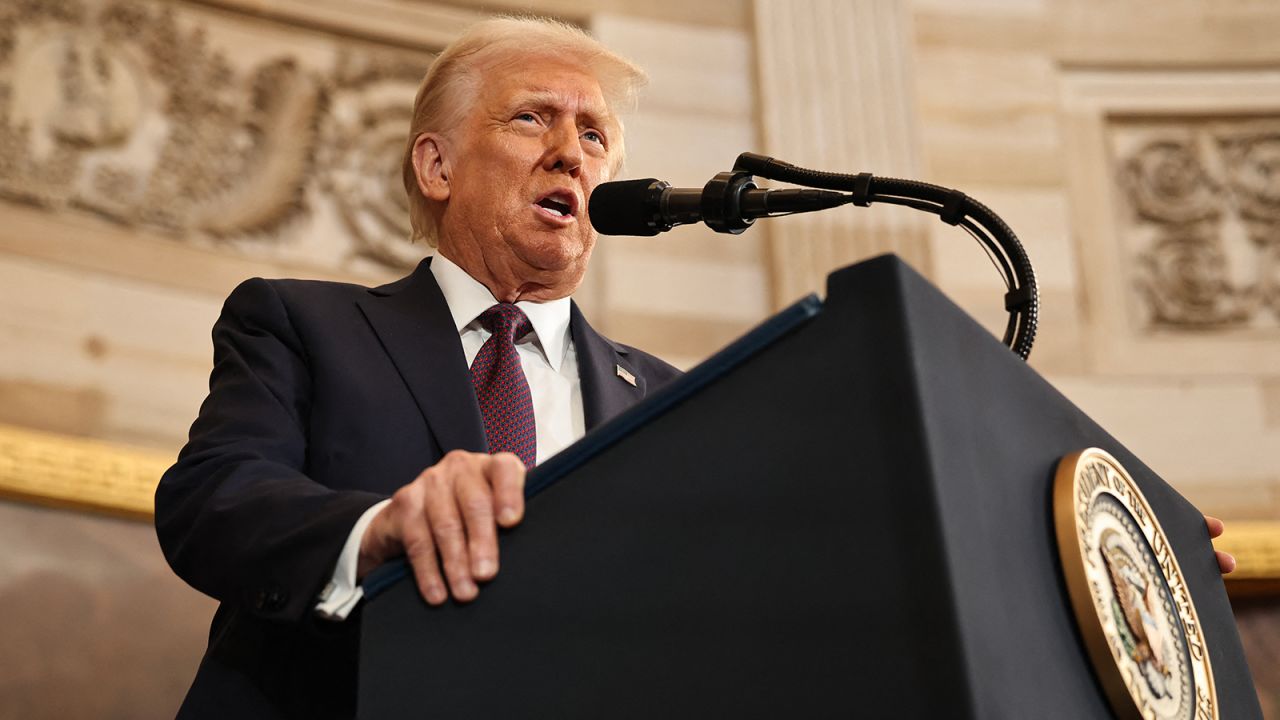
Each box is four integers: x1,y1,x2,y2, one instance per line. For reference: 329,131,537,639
1054,448,1217,720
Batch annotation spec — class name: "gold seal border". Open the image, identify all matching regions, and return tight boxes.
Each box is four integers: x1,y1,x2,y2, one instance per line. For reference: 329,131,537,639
1053,448,1218,720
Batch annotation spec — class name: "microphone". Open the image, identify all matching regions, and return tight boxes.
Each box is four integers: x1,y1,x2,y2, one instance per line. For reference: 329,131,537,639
589,172,849,236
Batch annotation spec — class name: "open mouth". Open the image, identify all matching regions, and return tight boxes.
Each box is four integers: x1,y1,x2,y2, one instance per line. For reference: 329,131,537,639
533,190,577,220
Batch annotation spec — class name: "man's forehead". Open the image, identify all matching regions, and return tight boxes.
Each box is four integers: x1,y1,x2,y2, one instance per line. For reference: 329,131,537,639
477,57,615,122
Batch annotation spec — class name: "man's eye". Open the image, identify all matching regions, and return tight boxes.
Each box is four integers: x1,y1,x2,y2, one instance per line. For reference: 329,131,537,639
514,112,539,124
583,130,604,145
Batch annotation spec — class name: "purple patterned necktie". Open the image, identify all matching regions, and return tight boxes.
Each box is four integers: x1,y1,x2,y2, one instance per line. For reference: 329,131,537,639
469,304,537,468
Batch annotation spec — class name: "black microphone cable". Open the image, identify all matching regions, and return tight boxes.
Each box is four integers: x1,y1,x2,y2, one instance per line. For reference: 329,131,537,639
731,152,1039,361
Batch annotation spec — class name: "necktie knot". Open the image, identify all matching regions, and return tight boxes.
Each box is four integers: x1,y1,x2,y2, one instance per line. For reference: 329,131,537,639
478,303,533,344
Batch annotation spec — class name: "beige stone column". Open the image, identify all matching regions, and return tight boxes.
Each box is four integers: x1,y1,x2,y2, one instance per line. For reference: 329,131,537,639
753,0,931,305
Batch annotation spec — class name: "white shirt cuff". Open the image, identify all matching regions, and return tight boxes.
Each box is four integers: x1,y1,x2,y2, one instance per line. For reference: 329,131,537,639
314,498,392,621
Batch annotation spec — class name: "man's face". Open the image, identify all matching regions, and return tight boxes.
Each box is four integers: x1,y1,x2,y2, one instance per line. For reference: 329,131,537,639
434,55,618,302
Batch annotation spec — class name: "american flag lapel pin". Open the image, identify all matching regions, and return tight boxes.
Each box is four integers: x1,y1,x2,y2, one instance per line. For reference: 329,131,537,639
616,364,637,387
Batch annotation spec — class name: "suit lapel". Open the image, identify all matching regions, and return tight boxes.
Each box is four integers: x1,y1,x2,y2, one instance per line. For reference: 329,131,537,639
356,258,488,456
570,301,647,430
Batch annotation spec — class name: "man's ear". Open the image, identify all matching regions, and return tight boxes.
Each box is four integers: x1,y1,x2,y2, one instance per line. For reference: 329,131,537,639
411,133,451,202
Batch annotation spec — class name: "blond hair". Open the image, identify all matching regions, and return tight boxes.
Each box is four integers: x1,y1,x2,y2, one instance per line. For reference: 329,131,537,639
401,16,647,246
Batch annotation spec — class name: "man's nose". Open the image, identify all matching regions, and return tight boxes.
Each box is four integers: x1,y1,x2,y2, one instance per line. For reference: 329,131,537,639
543,121,583,175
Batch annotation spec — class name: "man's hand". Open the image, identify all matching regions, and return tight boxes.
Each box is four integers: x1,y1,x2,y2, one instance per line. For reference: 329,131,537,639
358,450,526,605
1206,515,1236,575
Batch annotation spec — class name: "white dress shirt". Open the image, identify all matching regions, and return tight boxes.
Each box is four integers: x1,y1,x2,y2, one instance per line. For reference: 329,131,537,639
315,253,586,619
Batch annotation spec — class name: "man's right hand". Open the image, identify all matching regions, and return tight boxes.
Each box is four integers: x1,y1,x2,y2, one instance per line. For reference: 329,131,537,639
357,450,526,605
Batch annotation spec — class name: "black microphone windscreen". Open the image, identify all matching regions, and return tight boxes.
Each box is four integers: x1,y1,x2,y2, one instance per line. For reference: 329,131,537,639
589,179,663,236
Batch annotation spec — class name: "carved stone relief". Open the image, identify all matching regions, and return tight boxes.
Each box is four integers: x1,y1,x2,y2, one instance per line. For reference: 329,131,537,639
0,0,435,272
1113,118,1280,329
317,49,426,269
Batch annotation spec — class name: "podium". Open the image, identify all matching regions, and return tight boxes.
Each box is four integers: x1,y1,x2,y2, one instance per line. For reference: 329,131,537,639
358,255,1260,718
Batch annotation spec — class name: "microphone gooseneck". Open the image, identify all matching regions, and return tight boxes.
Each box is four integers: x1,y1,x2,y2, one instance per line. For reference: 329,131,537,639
586,153,1039,361
730,153,1038,361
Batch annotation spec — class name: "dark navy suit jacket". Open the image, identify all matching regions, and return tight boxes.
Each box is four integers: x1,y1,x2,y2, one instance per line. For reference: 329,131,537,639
155,258,680,718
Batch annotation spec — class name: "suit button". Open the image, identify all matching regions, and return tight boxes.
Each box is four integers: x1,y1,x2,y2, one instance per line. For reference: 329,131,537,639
256,588,289,612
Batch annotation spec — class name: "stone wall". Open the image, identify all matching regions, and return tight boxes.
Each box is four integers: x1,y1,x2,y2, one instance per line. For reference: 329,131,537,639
908,0,1280,522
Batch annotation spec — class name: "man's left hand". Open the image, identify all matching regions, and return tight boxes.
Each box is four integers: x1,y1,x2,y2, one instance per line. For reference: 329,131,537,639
1206,515,1236,574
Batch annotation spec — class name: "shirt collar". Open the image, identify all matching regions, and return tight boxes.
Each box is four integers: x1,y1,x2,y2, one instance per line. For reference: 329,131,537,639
429,252,572,372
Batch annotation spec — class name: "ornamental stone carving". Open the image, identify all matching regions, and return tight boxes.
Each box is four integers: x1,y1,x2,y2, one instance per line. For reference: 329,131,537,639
0,0,435,272
1114,119,1280,329
317,49,431,269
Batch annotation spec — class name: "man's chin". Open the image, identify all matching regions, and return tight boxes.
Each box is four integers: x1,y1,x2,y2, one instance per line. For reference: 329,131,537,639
507,244,591,300
511,234,593,274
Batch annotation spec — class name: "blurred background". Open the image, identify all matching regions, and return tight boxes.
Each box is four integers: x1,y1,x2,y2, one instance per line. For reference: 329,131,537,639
0,0,1276,716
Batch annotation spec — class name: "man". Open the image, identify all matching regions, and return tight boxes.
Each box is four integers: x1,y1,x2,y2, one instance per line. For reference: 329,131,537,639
155,17,678,719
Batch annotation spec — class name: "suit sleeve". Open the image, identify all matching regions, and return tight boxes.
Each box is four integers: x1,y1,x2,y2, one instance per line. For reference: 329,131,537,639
155,278,386,623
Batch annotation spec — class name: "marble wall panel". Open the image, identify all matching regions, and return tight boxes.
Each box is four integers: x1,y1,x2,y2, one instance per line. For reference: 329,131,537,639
600,244,769,323
0,500,215,720
754,0,932,305
914,43,1063,188
588,14,766,363
0,254,219,448
1053,376,1280,498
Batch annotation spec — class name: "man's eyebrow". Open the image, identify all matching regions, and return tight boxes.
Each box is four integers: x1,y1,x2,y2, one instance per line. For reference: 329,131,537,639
507,89,614,128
